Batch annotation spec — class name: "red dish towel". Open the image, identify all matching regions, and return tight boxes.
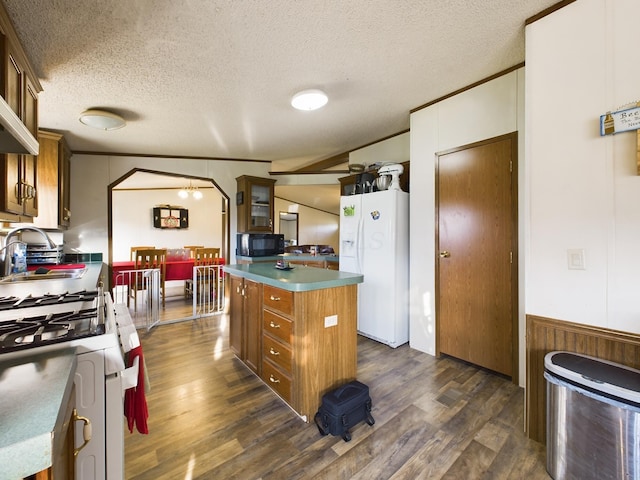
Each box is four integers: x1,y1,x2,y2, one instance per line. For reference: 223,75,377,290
124,345,149,434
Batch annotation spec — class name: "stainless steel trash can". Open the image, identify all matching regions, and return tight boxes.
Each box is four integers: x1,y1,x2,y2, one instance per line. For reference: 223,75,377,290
545,351,640,480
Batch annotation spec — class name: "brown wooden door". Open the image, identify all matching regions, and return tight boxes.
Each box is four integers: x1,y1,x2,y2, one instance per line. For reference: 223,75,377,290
436,133,517,378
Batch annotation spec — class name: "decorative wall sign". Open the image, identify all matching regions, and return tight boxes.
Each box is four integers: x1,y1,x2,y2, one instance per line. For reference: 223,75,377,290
600,105,640,136
600,101,640,175
153,205,189,229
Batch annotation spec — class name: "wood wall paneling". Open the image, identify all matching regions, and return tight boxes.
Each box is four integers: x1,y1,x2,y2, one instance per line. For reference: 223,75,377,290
526,314,640,443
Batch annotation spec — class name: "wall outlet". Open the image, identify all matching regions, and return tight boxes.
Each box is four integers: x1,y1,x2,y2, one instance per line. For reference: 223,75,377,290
567,249,586,270
324,314,338,328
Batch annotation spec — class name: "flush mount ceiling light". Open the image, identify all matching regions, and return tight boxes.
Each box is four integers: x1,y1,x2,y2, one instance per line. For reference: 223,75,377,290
291,89,328,111
178,182,203,200
79,109,126,130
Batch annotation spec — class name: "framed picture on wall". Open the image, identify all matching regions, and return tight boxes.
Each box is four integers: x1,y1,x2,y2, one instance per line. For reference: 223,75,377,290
153,205,189,229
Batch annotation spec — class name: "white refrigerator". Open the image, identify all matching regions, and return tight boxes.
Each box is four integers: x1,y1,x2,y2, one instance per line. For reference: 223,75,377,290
339,189,409,347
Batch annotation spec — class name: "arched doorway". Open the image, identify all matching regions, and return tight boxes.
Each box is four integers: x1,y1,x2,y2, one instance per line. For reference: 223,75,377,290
107,168,230,316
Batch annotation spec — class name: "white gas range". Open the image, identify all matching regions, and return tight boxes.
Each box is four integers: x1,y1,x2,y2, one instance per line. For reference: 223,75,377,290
0,288,138,480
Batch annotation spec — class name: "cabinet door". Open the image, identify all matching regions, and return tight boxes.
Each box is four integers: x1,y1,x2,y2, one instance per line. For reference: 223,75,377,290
1,41,24,215
34,131,70,228
248,182,272,232
0,43,38,218
21,75,38,216
32,133,58,228
4,45,23,115
23,74,38,136
243,278,262,374
0,154,36,217
236,176,276,233
21,154,37,216
229,275,244,357
1,153,21,214
51,388,75,479
60,139,71,226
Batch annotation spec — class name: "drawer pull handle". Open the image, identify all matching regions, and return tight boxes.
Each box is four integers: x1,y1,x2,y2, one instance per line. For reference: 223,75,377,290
270,295,281,301
269,321,280,329
269,374,280,384
269,347,280,356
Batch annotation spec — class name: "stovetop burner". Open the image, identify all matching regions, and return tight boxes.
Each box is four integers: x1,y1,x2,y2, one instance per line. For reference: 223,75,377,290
0,290,99,311
0,307,105,353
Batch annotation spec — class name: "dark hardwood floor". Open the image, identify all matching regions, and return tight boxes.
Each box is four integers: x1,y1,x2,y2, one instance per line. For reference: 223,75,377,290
124,297,550,479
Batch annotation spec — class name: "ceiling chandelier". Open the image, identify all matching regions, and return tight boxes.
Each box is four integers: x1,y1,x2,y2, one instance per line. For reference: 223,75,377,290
178,182,203,200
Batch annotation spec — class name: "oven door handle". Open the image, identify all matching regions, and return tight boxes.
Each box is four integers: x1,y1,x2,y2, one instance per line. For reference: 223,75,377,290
121,355,140,390
73,408,92,457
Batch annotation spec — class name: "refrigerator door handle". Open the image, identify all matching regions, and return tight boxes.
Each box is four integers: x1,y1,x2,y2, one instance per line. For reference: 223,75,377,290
356,215,364,274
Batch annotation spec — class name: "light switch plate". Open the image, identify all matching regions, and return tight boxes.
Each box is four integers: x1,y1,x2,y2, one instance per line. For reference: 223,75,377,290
567,249,586,270
324,314,338,328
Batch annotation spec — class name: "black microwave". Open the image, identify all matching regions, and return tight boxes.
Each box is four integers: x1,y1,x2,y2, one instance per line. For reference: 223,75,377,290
236,233,284,257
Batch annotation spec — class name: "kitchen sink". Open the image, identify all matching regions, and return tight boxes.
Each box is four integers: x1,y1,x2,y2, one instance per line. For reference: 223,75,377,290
0,268,88,283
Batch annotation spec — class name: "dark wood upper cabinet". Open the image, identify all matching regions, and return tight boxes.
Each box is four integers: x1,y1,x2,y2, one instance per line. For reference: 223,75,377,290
236,175,276,233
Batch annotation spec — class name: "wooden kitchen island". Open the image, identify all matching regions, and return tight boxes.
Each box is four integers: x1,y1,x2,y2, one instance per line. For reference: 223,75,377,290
224,263,363,422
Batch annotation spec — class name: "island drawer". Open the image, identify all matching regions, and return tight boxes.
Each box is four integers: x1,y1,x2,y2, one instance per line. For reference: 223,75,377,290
263,310,292,344
262,360,292,403
263,334,292,373
263,285,294,316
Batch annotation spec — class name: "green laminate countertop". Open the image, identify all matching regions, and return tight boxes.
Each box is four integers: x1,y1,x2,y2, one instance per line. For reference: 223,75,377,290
0,348,77,480
0,261,105,298
235,253,339,263
224,262,362,292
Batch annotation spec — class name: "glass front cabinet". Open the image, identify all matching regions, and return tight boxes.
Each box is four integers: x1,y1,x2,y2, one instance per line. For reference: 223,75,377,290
236,175,276,233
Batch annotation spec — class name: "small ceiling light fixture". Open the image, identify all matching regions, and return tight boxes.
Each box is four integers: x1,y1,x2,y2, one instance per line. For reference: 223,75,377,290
291,89,328,111
178,182,203,200
79,109,126,130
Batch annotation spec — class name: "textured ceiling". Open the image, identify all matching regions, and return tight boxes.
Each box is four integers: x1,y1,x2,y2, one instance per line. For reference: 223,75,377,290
2,0,558,169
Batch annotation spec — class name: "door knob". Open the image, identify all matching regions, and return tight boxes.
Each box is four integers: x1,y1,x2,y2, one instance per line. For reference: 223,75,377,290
439,251,451,258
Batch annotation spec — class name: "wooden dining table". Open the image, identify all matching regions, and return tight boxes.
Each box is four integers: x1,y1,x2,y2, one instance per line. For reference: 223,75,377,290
111,258,225,285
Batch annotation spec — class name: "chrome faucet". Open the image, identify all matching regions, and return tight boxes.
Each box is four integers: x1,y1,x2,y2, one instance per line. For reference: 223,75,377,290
2,226,57,277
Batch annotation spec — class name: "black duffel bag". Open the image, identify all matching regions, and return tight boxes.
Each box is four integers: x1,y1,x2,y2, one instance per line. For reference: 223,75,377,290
314,380,375,442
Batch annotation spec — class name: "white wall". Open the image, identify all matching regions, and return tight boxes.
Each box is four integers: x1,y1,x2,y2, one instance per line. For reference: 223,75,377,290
274,197,339,251
349,132,410,167
66,154,271,264
526,0,640,333
111,187,222,261
409,69,526,383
